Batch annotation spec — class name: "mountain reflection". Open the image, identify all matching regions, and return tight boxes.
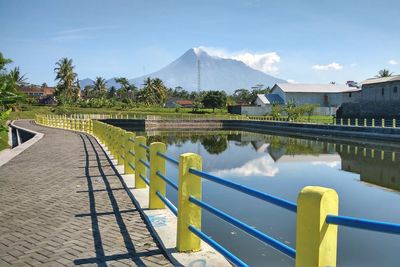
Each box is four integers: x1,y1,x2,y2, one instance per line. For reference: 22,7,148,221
141,130,400,191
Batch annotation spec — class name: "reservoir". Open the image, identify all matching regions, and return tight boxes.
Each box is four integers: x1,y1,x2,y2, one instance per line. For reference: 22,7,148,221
129,129,400,266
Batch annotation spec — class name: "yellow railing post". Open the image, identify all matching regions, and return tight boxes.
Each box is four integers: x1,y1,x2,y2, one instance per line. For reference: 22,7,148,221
372,118,375,127
364,118,367,127
347,118,350,126
117,129,125,166
124,132,136,175
393,119,396,128
340,118,343,126
296,186,339,267
134,136,147,189
355,118,358,127
177,153,202,252
149,142,166,209
382,118,385,128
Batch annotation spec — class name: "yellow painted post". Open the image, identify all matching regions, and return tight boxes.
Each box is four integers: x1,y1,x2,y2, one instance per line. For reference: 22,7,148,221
363,147,366,157
364,118,367,127
117,129,125,166
393,119,396,128
381,150,384,160
295,186,339,267
382,118,385,128
124,132,136,175
340,118,343,126
371,149,375,158
177,153,202,252
392,152,396,162
372,118,375,127
347,118,350,126
134,136,147,189
149,142,166,209
355,118,358,127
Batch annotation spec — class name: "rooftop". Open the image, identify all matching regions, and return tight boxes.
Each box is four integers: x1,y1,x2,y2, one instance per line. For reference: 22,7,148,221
256,94,284,104
361,75,400,86
273,83,361,93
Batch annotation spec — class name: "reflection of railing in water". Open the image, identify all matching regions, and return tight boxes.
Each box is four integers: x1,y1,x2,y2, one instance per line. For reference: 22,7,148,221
36,114,400,267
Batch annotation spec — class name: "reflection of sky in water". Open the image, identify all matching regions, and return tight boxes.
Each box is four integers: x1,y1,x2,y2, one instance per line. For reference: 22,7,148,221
139,130,400,267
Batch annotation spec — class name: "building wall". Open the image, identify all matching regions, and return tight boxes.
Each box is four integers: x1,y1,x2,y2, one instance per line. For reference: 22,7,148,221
271,85,359,107
361,81,400,102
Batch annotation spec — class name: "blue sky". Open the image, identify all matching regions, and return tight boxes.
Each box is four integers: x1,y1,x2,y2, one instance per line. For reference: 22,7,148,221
1,0,399,86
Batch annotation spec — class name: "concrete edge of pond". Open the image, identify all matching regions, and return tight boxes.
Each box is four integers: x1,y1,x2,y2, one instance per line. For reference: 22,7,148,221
0,120,44,167
93,137,233,267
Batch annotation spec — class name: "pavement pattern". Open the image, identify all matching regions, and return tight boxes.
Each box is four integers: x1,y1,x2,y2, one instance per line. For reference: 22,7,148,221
0,120,172,267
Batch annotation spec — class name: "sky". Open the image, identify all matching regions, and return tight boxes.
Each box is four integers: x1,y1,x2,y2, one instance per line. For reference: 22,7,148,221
1,0,399,86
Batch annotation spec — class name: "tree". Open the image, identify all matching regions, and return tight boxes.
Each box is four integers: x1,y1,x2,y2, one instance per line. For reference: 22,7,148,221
83,85,93,98
270,103,283,119
376,69,393,78
93,77,107,97
285,99,301,121
201,135,228,155
9,67,27,87
54,57,77,103
302,104,319,122
0,52,12,71
201,90,227,112
138,77,168,106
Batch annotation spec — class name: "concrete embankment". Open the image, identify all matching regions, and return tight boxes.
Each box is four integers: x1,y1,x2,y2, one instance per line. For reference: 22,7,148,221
103,118,400,142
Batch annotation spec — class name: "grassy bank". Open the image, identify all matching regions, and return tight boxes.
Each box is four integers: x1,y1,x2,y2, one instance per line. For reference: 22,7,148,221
10,104,334,124
0,129,8,151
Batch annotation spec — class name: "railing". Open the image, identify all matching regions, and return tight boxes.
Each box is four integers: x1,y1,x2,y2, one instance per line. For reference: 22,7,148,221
35,115,400,266
35,113,399,130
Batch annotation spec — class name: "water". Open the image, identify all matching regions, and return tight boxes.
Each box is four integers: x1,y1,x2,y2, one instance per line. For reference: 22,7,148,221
133,129,400,267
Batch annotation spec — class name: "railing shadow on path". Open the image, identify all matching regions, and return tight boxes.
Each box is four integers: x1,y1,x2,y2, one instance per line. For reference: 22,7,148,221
73,134,168,266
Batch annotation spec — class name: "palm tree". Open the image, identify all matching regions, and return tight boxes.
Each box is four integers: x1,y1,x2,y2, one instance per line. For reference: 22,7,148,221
54,58,77,102
93,77,107,97
376,69,393,78
0,52,12,71
9,67,27,87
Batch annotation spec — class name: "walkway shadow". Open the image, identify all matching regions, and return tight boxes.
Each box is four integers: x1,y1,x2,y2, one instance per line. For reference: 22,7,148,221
74,134,167,266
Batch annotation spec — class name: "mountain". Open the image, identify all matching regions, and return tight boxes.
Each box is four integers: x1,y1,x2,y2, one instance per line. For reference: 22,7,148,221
78,78,94,89
130,48,286,93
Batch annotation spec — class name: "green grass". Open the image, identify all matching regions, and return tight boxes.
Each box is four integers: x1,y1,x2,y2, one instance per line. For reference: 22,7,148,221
0,128,9,151
9,104,333,124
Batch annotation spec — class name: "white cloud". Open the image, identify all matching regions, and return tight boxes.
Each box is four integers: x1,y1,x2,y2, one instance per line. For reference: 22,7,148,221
350,63,357,68
51,25,120,42
196,46,281,74
389,59,398,65
312,62,343,71
287,79,296,84
212,156,279,177
311,161,340,168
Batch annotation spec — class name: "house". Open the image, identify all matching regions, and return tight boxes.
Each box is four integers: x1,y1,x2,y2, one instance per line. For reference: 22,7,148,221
270,83,360,107
268,83,361,115
165,98,193,108
18,86,55,98
338,75,400,118
359,75,400,103
253,94,284,106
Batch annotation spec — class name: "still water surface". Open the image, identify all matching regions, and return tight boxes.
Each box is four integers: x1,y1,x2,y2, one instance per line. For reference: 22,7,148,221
132,129,400,267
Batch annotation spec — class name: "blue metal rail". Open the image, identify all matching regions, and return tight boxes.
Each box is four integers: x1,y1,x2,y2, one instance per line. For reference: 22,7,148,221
128,162,135,171
157,151,179,166
188,168,297,212
156,171,178,190
156,191,178,216
139,159,150,169
326,215,400,235
140,143,150,151
188,225,248,267
139,173,150,186
189,196,296,259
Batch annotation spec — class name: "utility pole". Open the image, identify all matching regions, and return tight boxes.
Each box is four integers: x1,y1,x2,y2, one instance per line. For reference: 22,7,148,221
197,59,201,93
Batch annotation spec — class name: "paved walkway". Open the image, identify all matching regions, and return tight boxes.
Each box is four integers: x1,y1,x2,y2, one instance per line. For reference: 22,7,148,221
0,121,172,267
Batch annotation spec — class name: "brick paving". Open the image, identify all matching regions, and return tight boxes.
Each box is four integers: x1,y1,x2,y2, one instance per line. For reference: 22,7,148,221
0,120,172,266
